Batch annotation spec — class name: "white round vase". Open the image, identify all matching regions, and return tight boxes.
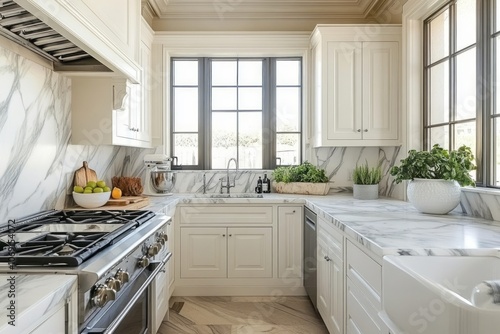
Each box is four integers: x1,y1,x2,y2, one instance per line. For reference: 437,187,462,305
407,179,461,214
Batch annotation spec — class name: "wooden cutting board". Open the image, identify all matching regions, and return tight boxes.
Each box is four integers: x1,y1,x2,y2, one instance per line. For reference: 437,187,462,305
69,196,150,210
73,161,98,187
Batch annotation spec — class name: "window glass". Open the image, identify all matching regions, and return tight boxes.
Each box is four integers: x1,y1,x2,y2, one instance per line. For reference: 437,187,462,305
277,60,301,85
212,60,237,86
456,48,476,120
173,134,198,165
276,87,300,132
239,112,263,169
429,61,450,124
277,134,300,165
429,9,450,64
238,61,262,85
456,0,476,50
212,112,237,169
173,88,198,132
174,60,198,86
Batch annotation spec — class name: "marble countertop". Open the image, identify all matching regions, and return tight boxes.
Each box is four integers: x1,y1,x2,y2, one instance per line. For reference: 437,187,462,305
146,193,500,259
0,274,77,333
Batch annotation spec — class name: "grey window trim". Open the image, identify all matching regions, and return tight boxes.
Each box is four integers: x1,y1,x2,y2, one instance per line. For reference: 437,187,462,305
170,56,303,170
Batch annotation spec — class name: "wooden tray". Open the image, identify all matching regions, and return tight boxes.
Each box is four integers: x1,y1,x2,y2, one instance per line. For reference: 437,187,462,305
68,196,150,210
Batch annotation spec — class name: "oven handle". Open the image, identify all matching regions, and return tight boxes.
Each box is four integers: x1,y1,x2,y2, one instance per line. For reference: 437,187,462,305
103,252,172,334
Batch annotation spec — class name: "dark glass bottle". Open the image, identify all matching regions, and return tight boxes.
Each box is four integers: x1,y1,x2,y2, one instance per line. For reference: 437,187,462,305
263,174,271,193
256,176,263,193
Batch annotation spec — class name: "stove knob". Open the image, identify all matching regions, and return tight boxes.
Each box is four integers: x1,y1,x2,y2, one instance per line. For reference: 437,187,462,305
115,269,130,284
157,231,168,245
105,277,122,292
147,244,159,257
138,255,150,268
92,284,116,308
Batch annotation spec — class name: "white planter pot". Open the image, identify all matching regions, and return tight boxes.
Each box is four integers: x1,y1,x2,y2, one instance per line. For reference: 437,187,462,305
407,179,461,214
353,184,379,200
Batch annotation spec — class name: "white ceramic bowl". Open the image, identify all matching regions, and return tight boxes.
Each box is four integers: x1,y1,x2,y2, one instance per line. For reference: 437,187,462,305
73,191,111,209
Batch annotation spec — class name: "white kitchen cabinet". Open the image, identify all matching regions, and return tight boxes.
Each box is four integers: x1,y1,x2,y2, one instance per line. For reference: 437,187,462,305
175,204,304,296
70,19,153,148
346,240,383,334
278,206,303,278
151,260,170,334
310,25,401,147
180,227,272,278
317,216,344,334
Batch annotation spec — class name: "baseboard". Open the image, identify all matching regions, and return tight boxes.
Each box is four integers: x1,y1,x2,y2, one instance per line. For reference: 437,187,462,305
172,285,307,296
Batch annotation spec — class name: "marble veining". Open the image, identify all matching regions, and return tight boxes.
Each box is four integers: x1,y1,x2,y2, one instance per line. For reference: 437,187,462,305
2,38,500,227
0,274,76,333
149,193,500,259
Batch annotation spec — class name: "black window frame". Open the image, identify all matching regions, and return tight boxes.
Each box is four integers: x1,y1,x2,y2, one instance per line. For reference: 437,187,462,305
423,0,495,187
170,56,303,170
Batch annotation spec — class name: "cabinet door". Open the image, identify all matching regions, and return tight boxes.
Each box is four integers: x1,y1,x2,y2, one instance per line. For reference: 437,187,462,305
115,81,137,140
151,262,169,334
326,41,362,140
180,227,227,278
329,251,344,334
136,33,152,143
317,235,330,320
362,41,399,140
278,206,303,278
227,227,272,278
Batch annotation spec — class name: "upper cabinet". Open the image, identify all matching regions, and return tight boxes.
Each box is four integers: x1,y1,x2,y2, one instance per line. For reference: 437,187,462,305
71,19,154,148
15,0,142,82
310,25,401,147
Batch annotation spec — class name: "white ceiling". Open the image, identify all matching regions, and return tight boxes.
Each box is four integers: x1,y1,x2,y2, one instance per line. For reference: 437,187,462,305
144,0,406,31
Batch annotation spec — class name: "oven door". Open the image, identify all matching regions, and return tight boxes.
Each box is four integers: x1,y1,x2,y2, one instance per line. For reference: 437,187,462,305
81,252,172,334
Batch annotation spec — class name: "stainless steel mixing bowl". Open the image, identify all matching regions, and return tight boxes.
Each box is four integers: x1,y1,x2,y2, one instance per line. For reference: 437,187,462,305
150,170,175,193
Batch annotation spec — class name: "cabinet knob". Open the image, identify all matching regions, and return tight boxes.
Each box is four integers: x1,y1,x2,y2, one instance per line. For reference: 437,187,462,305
222,234,226,237
364,129,368,132
357,129,361,132
229,234,232,237
324,256,331,262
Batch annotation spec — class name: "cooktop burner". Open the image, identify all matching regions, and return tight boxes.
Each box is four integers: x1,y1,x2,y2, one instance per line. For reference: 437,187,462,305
0,209,156,266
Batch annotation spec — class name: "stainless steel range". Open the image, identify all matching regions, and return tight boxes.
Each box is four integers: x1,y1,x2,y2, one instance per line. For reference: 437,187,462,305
0,209,172,334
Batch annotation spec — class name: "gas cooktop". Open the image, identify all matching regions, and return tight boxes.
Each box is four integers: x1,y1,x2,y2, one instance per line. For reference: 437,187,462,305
0,209,156,266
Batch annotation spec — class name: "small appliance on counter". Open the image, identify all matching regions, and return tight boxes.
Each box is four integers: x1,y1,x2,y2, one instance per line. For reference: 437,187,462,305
143,154,175,196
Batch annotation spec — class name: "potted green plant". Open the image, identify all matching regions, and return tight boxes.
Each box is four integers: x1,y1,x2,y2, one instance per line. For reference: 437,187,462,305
352,162,382,200
272,162,331,195
390,144,476,214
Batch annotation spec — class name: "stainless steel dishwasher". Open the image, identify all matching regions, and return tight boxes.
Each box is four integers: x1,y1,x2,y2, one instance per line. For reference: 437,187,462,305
304,206,317,309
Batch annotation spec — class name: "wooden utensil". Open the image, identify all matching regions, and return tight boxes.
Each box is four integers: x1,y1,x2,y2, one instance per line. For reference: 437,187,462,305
73,161,98,187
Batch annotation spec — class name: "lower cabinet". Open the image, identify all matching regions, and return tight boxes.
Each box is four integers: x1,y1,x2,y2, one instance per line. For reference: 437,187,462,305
175,204,303,296
346,240,383,334
180,227,272,278
317,216,344,334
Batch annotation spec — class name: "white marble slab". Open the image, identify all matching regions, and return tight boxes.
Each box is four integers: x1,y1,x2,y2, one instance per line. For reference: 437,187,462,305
0,274,77,334
145,193,500,260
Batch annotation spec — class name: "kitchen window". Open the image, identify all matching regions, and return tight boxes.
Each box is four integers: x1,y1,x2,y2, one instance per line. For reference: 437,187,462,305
424,0,500,187
170,57,302,170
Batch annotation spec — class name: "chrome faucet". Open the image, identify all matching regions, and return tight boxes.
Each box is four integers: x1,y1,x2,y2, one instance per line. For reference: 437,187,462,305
220,158,238,194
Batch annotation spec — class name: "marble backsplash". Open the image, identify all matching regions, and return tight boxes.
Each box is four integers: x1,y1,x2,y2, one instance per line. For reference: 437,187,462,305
2,40,500,223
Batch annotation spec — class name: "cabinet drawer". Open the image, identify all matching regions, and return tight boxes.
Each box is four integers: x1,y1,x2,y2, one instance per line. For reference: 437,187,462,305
179,206,273,224
346,277,384,334
346,240,381,308
318,217,343,258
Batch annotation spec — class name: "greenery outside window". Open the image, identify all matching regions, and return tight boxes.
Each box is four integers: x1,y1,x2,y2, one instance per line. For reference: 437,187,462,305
171,57,302,170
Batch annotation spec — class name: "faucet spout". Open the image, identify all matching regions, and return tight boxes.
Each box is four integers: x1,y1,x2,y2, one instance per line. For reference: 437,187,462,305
220,158,238,194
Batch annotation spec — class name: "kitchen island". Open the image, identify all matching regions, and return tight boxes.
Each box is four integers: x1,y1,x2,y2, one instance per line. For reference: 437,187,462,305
0,274,77,334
